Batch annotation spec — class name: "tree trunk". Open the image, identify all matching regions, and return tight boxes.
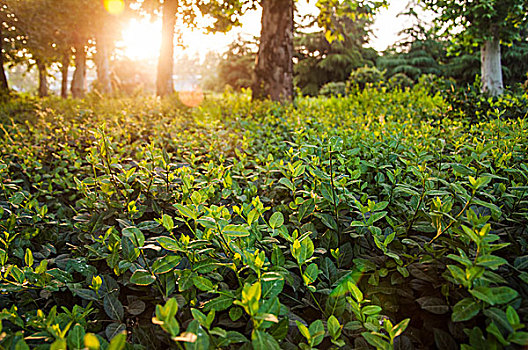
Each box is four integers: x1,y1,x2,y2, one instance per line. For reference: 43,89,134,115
61,51,70,98
156,0,177,97
95,33,112,94
481,36,503,96
252,0,294,102
0,26,9,93
36,59,49,97
71,42,87,99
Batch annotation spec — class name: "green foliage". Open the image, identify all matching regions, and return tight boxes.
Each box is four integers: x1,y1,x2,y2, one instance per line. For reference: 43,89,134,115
387,73,413,90
213,36,256,92
0,87,527,349
294,2,379,96
348,65,385,89
319,82,347,97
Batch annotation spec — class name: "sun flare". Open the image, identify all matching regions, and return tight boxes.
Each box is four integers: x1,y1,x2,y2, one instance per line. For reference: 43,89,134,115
104,0,125,15
120,19,162,61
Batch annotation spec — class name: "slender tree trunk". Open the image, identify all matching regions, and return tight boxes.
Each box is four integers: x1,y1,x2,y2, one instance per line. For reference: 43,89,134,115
36,59,49,97
95,33,112,94
61,51,70,98
156,0,177,97
481,36,503,96
0,27,9,92
71,42,87,99
252,0,294,102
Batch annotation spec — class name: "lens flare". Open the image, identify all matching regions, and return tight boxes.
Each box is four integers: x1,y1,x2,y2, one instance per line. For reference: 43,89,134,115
104,0,125,15
179,88,204,108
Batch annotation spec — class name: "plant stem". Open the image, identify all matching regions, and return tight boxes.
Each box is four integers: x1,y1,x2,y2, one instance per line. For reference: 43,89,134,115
429,191,475,243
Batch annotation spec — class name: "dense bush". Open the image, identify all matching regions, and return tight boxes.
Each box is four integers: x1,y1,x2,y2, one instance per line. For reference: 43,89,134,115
319,82,347,97
446,81,528,121
387,73,413,90
347,66,385,90
0,88,527,349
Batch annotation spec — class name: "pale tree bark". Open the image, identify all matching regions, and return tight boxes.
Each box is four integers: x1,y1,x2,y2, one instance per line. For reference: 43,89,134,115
60,51,70,98
71,42,87,99
36,58,49,97
156,0,177,97
252,0,294,102
0,27,9,93
481,36,503,96
95,33,112,94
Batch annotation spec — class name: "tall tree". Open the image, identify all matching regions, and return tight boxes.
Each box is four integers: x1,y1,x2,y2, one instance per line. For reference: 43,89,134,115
0,24,9,92
156,0,178,97
0,1,25,93
252,0,385,102
422,0,528,96
252,0,294,101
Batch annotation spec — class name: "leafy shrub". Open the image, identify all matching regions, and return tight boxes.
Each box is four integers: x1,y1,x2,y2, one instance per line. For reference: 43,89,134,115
415,73,456,95
347,66,385,90
319,82,347,96
0,89,527,349
446,80,528,121
387,73,413,89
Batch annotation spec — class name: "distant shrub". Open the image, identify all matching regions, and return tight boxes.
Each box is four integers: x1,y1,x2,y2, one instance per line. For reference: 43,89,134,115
445,79,528,121
347,66,385,90
388,73,413,89
319,82,347,97
415,74,456,95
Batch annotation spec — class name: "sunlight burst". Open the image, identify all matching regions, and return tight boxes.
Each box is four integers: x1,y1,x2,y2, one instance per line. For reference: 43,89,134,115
120,19,162,61
104,0,125,15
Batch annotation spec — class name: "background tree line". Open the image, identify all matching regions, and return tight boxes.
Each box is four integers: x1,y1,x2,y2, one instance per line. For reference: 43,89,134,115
1,0,528,101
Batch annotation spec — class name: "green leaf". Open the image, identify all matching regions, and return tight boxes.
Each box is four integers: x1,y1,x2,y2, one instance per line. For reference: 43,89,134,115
347,282,363,302
296,321,311,341
484,308,514,333
362,332,390,350
510,331,528,346
269,212,284,229
303,263,319,285
506,305,520,327
15,339,29,350
252,330,281,350
84,333,100,350
476,255,508,269
152,255,182,274
391,318,410,339
222,224,250,237
130,269,156,286
157,236,182,251
50,339,67,350
416,297,449,314
452,164,474,176
191,309,208,328
24,248,33,267
362,305,382,315
162,214,174,231
122,227,145,247
470,286,518,305
174,203,197,220
262,272,285,299
104,295,124,321
452,298,480,322
67,324,86,350
327,315,342,339
278,177,295,192
298,199,315,221
193,276,214,291
291,236,314,265
203,295,233,312
108,331,126,350
309,320,325,346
